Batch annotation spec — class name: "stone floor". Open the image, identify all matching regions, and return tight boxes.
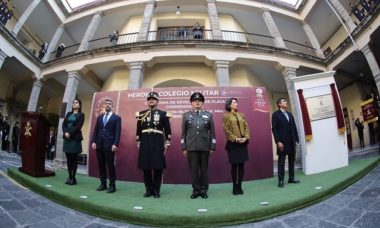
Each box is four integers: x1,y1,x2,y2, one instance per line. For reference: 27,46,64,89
0,149,379,228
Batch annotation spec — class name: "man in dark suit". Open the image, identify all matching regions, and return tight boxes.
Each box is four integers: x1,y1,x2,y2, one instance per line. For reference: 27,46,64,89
92,98,121,193
136,91,172,198
271,97,300,188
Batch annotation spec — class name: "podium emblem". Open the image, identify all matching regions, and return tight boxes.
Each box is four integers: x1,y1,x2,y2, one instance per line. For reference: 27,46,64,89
24,121,32,138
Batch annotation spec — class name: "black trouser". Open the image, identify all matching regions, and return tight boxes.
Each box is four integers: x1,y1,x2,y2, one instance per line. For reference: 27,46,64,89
187,151,209,194
65,153,78,179
231,163,244,184
143,169,163,193
1,136,8,151
358,133,364,148
12,139,18,153
96,150,116,186
278,152,295,182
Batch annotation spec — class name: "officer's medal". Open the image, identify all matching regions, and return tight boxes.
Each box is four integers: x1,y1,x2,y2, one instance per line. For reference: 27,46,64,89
153,111,160,125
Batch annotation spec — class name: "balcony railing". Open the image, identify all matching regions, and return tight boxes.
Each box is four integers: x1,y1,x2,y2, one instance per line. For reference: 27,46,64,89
45,29,317,62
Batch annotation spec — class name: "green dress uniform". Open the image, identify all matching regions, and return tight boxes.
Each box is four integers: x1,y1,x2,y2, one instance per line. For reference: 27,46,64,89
181,109,216,198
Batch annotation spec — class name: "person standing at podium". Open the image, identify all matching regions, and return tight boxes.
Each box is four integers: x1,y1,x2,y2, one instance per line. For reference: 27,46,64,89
62,99,85,185
92,98,121,193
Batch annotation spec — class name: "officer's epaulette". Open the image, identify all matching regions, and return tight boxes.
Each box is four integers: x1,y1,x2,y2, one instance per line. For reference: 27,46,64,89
135,112,140,118
166,111,173,118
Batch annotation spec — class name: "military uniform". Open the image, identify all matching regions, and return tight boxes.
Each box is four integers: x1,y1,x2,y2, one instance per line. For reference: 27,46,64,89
136,92,172,198
181,92,216,198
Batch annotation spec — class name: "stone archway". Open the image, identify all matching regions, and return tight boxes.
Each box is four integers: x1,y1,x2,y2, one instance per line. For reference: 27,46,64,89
154,79,204,88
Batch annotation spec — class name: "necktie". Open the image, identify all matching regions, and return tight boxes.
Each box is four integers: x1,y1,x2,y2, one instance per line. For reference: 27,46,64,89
103,113,108,126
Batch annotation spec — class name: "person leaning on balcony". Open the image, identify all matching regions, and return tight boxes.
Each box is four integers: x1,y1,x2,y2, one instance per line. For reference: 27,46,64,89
360,0,372,13
38,42,48,60
350,3,365,21
192,22,203,39
109,30,119,46
222,98,250,195
0,5,14,25
55,43,65,58
136,92,172,198
62,99,85,186
0,0,9,17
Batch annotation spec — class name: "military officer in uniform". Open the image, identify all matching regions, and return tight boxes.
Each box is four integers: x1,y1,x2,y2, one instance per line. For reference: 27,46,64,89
181,92,216,199
136,92,172,198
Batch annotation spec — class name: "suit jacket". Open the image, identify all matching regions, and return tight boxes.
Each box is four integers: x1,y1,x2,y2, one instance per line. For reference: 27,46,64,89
62,112,85,141
92,112,121,151
223,112,250,142
271,109,299,155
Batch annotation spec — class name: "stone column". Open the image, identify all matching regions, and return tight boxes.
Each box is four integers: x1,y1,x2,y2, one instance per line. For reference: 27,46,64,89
12,0,41,35
362,45,380,94
261,8,286,49
137,0,155,41
27,79,43,112
0,49,7,69
55,71,80,168
328,0,356,32
214,60,230,86
77,11,103,52
302,22,325,58
206,0,223,40
42,24,64,62
128,62,144,89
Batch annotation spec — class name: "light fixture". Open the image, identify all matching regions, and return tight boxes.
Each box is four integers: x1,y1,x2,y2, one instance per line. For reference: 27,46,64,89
176,6,180,15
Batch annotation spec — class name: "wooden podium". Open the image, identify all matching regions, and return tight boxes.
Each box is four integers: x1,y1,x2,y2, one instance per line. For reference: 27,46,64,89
19,112,55,177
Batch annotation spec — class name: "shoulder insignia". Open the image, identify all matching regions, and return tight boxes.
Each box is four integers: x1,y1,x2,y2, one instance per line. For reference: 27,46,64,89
135,112,140,118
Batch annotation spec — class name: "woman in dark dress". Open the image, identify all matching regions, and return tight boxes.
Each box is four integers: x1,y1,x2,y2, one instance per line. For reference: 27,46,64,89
223,98,250,195
62,99,85,185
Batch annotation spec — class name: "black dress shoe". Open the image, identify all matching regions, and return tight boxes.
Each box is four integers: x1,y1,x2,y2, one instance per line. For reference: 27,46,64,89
96,184,107,191
190,193,198,199
200,193,208,199
278,181,284,188
144,191,153,198
107,185,116,193
65,178,70,185
153,193,160,198
68,178,77,185
288,179,300,184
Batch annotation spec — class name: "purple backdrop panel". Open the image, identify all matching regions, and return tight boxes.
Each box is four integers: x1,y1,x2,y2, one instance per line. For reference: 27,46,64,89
88,87,273,184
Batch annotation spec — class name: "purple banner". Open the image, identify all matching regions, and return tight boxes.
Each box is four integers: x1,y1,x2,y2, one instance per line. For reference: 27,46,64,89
88,87,273,183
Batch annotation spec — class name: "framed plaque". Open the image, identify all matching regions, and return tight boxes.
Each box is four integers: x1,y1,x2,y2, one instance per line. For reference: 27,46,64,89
306,94,335,121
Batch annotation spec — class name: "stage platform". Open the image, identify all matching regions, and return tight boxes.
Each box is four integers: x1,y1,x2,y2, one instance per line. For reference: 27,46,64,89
7,157,380,227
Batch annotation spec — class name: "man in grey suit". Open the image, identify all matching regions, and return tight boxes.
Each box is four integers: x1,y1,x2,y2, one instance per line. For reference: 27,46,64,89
92,98,121,193
271,97,300,188
181,92,216,199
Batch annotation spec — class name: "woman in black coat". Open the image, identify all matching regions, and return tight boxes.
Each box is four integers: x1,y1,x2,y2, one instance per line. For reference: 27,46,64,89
62,99,85,185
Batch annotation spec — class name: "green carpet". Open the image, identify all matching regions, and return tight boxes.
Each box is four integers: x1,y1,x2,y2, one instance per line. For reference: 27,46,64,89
7,157,380,227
